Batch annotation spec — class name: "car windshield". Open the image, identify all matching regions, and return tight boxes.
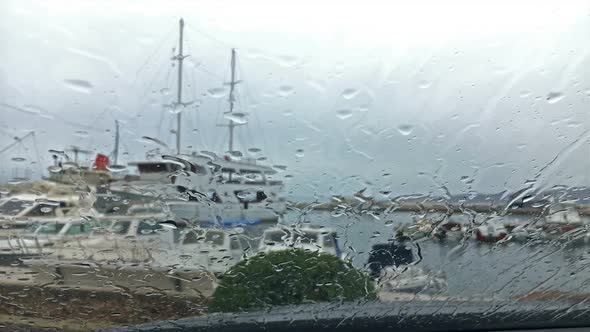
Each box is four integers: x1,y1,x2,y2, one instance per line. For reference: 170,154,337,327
0,1,589,331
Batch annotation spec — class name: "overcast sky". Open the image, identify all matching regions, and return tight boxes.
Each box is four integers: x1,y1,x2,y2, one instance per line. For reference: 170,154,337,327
1,0,589,200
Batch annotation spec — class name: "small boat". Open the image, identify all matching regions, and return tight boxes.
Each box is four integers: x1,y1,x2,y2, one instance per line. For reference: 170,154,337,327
258,225,342,257
366,236,447,295
475,223,508,243
540,205,585,244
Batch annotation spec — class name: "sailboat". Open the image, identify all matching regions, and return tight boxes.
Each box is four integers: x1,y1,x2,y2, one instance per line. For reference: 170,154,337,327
110,19,286,226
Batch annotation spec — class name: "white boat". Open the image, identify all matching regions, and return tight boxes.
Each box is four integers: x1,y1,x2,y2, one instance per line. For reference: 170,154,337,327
0,192,98,235
114,153,286,224
475,223,509,243
23,216,217,296
258,225,342,257
108,20,286,225
0,219,94,257
367,237,447,295
540,205,585,243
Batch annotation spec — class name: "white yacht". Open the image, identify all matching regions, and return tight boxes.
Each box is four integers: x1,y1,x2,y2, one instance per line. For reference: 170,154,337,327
109,20,286,225
0,219,94,257
0,191,98,235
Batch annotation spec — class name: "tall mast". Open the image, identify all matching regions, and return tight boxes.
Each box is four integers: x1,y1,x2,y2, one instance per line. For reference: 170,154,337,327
217,49,244,155
113,120,120,164
175,18,185,154
227,48,237,152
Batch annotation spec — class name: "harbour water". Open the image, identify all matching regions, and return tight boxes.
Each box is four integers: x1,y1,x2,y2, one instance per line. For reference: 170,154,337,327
282,211,590,298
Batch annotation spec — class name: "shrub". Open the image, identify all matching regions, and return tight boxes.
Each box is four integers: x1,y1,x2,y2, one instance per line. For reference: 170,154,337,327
209,249,375,312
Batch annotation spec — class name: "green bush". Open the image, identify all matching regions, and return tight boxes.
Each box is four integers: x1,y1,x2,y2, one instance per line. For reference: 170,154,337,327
209,249,376,312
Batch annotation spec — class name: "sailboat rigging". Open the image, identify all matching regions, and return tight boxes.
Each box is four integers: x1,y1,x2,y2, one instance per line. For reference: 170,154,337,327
108,18,287,225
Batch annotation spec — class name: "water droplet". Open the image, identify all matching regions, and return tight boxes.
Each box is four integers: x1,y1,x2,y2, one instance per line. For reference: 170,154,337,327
272,165,287,172
61,162,78,170
160,88,171,96
8,178,28,185
40,207,53,213
546,92,564,104
341,88,359,99
522,195,535,203
278,85,295,97
159,220,178,229
63,79,93,93
228,150,243,158
207,87,228,98
248,148,261,153
186,58,201,68
74,130,89,138
107,165,127,172
336,109,353,120
165,103,188,114
236,191,253,199
21,105,42,115
370,231,381,238
520,90,531,98
224,112,248,125
295,149,304,157
11,157,26,162
397,124,414,136
48,166,62,173
257,157,267,161
274,55,300,67
418,80,432,89
139,136,168,148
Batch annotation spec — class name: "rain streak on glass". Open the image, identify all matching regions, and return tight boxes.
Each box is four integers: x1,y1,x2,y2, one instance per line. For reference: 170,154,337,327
0,1,589,331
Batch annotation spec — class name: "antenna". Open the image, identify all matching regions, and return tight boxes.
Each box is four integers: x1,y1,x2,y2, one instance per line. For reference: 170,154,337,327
174,18,185,155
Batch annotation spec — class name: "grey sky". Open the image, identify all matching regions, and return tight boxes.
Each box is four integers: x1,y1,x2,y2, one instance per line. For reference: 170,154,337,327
1,0,589,200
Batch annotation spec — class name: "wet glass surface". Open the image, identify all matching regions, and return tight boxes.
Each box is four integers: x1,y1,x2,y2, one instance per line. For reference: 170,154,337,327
0,0,589,330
